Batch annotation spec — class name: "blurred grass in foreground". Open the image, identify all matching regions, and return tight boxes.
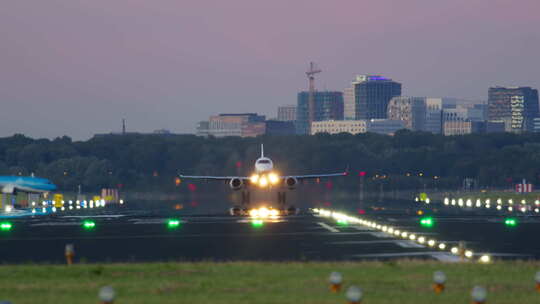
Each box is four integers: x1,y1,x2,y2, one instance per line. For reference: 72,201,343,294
1,261,539,303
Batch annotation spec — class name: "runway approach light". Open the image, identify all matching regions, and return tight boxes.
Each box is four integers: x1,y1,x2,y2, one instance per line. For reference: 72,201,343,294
420,217,434,228
471,286,487,304
98,286,115,304
432,271,446,294
345,285,363,304
167,219,181,229
504,218,518,227
0,222,12,231
328,271,343,292
82,220,96,230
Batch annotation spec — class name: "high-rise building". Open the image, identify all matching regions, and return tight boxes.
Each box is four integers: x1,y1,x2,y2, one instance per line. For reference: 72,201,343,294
343,87,355,120
387,96,426,131
488,86,539,132
296,91,344,135
354,75,401,120
425,98,443,134
277,105,297,122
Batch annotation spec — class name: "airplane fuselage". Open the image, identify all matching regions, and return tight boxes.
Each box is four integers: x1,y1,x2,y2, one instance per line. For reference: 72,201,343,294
0,176,57,194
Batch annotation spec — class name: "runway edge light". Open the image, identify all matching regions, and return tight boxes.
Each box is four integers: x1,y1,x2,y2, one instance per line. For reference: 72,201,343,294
328,272,343,293
345,285,363,304
432,271,446,294
98,286,115,304
535,271,540,292
471,286,487,304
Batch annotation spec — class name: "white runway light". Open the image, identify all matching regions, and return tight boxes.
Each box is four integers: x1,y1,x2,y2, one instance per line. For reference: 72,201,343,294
313,208,483,263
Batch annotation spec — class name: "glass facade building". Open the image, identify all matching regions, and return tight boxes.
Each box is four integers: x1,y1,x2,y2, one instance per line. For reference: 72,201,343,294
296,91,344,135
488,86,539,133
354,75,401,120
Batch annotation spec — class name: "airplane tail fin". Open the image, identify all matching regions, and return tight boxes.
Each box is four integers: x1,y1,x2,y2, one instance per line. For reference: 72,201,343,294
261,144,264,158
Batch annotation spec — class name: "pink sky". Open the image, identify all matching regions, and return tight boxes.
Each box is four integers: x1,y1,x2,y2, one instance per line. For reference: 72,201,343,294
1,0,539,139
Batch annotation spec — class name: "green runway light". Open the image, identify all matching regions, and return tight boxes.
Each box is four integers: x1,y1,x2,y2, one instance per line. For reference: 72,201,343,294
504,218,517,227
167,219,181,229
251,220,264,228
420,217,434,228
82,220,96,229
0,222,12,231
337,219,349,226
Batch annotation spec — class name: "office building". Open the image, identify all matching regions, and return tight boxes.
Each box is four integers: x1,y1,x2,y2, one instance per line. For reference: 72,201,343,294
425,98,443,134
354,75,401,120
343,87,356,120
488,86,539,132
277,105,297,122
311,120,367,135
201,113,266,137
296,91,344,135
366,119,405,135
387,96,426,131
265,120,296,135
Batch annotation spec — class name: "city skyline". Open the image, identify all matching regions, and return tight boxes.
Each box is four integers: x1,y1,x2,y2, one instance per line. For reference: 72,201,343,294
1,0,539,139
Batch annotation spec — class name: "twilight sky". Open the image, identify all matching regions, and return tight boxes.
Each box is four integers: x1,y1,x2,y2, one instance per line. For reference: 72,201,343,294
1,0,539,139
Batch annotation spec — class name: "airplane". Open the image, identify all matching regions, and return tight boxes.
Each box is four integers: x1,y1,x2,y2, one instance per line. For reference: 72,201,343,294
178,144,347,216
0,175,57,194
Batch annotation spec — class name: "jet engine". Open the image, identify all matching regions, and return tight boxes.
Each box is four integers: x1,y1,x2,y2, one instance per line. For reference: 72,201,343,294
229,178,244,191
229,206,242,216
284,177,298,189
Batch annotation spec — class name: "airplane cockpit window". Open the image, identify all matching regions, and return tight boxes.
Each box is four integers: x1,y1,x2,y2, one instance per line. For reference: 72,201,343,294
257,160,271,164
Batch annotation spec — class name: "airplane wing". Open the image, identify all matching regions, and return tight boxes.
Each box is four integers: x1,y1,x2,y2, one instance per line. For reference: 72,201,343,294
282,171,348,180
178,174,249,181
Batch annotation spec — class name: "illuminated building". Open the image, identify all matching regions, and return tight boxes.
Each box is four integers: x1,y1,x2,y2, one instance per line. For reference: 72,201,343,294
488,86,539,133
354,75,401,120
311,120,367,135
387,96,426,131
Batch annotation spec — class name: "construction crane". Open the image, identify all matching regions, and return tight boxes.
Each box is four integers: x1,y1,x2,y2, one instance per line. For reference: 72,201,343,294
306,62,322,134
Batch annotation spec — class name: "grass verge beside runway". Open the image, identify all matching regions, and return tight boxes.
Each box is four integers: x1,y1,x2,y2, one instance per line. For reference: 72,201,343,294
1,261,539,303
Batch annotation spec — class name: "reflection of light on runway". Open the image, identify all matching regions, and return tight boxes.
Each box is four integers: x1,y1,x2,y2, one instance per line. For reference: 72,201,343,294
251,219,264,228
248,207,280,220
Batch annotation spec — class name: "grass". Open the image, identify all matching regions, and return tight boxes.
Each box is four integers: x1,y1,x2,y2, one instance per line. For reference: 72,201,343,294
1,261,540,303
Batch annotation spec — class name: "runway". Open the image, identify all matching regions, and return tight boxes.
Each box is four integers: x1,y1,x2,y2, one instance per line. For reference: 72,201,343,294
0,200,538,263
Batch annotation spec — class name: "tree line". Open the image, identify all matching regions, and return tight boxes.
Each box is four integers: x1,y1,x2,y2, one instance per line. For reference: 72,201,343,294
0,131,539,192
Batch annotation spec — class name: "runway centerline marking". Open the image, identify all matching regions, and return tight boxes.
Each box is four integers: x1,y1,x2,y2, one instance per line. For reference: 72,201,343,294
318,222,339,233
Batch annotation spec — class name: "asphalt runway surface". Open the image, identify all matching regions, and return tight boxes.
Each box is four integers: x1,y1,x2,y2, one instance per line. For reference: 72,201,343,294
0,200,539,263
